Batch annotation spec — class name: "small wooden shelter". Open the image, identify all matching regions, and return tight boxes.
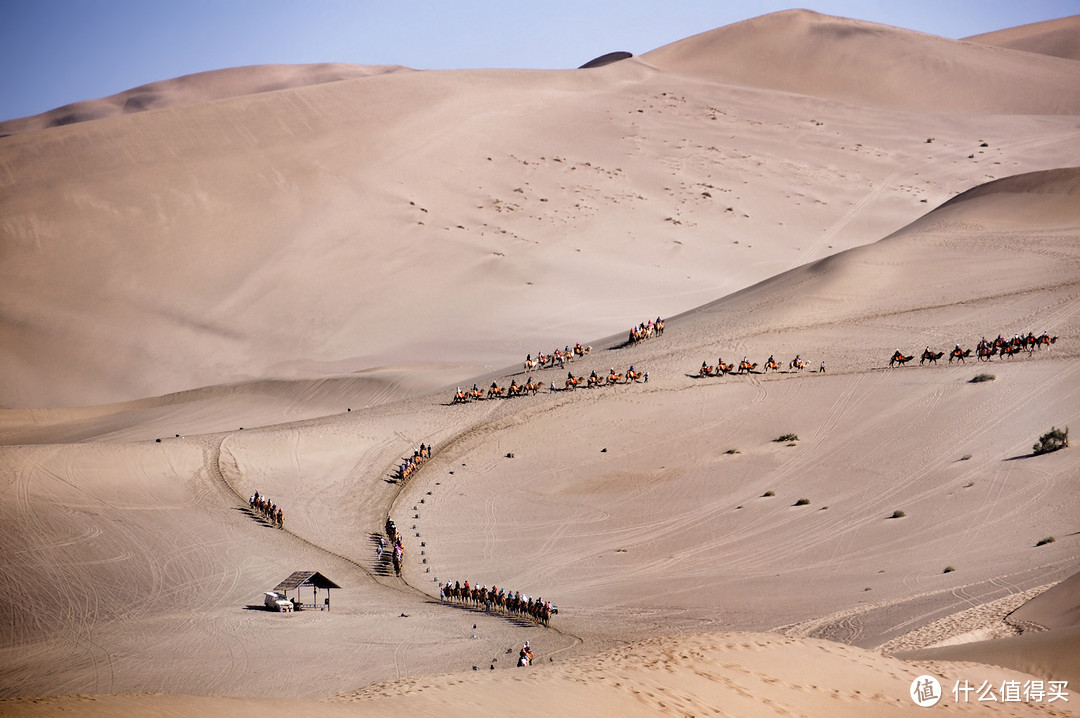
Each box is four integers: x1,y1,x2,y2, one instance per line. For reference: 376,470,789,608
272,571,341,610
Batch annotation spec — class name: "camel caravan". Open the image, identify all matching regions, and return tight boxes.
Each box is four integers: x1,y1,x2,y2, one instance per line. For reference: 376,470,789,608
564,365,648,390
524,343,592,372
453,378,544,403
628,317,664,344
893,331,1058,367
395,443,432,482
383,517,405,577
452,365,649,402
248,490,284,529
697,354,815,377
440,580,557,627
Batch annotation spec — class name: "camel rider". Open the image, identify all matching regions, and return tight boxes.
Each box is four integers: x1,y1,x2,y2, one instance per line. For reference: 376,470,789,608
590,370,597,379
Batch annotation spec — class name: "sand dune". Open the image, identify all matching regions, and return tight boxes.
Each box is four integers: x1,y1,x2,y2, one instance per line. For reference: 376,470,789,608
965,15,1080,61
2,165,1077,708
2,10,1079,717
0,364,478,445
0,64,407,137
3,23,1079,408
642,9,1080,114
1008,570,1080,631
8,632,1076,717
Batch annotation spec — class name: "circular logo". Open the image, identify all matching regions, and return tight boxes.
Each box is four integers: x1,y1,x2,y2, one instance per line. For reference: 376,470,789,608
911,675,942,707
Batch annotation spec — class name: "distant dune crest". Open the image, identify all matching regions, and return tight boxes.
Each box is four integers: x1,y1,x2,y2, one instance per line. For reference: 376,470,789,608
642,9,1080,114
0,63,408,136
964,14,1080,61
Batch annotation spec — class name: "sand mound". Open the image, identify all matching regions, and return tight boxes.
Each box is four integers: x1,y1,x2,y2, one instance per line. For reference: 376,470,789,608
1008,570,1080,631
0,365,478,445
900,166,1080,232
900,625,1080,687
5,632,1075,717
0,63,407,136
642,10,1080,114
965,15,1080,61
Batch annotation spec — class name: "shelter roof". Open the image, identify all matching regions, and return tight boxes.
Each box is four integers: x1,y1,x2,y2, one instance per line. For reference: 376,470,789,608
273,571,341,592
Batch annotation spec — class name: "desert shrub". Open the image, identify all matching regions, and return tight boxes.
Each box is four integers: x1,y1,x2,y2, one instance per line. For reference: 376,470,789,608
725,448,740,455
775,433,799,443
1036,536,1056,547
943,566,955,573
794,498,810,506
970,373,995,383
960,454,972,461
890,510,906,519
1033,427,1069,455
762,490,775,497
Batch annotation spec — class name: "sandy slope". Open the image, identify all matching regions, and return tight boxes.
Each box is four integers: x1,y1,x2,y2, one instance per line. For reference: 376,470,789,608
965,15,1080,61
3,16,1080,409
0,64,407,136
1,166,1077,709
6,633,1077,717
2,10,1079,717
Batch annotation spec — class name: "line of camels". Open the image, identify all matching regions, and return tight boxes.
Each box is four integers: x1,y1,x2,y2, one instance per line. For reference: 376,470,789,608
440,580,557,626
891,332,1057,366
453,366,648,402
524,343,592,371
697,354,814,377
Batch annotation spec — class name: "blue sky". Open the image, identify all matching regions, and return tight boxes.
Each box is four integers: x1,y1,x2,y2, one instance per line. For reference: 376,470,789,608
2,0,1077,122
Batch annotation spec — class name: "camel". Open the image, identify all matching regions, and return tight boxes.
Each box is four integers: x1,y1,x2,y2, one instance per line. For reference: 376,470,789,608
890,352,914,367
789,356,806,371
949,347,971,363
737,360,757,374
920,349,944,365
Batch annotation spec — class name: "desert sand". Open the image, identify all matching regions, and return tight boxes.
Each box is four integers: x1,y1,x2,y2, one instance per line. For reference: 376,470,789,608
1,9,1079,717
